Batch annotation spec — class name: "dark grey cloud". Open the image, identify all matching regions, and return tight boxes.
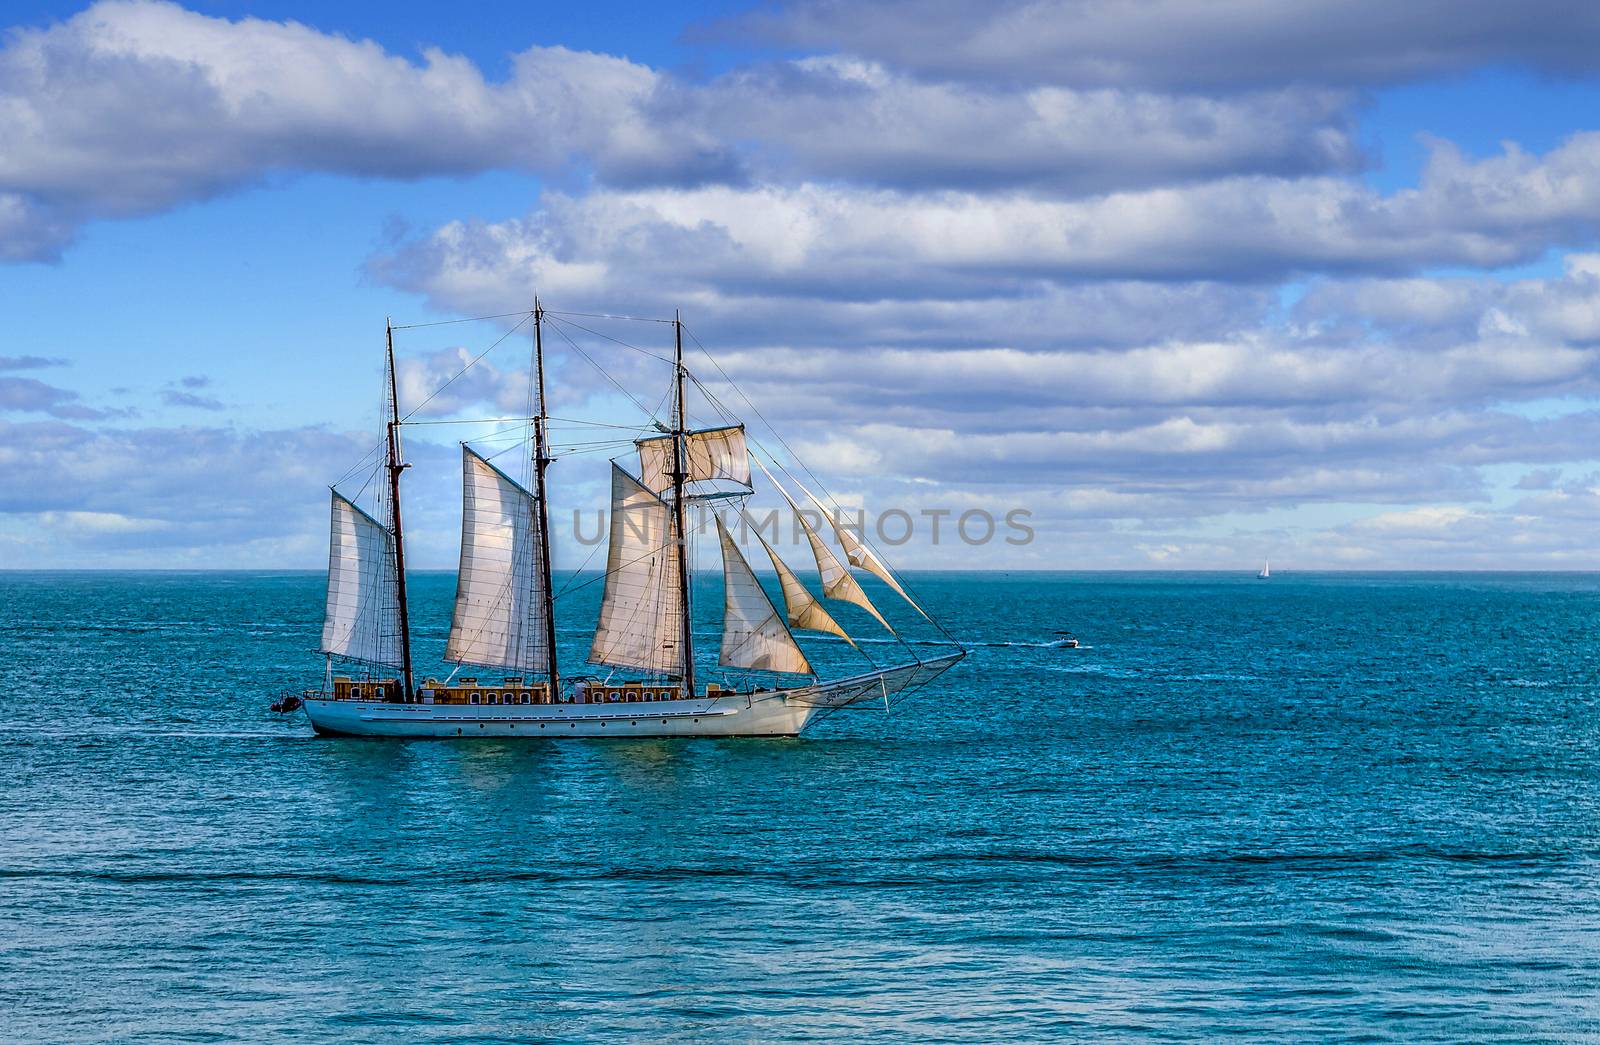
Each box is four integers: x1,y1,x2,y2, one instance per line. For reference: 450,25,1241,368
713,0,1600,89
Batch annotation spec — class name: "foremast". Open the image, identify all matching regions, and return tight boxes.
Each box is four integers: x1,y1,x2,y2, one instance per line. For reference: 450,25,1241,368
384,321,416,700
532,301,560,698
670,311,696,700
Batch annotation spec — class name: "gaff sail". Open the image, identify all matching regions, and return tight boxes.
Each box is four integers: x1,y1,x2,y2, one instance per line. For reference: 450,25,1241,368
588,463,685,674
444,445,551,674
320,491,404,667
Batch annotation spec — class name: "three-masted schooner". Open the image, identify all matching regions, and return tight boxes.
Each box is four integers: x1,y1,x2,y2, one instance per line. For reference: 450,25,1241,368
297,305,964,738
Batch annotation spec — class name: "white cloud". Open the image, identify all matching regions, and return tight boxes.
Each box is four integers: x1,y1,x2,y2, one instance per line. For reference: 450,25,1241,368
694,57,1360,193
0,0,1378,262
0,0,733,259
7,1,1600,569
376,135,1600,317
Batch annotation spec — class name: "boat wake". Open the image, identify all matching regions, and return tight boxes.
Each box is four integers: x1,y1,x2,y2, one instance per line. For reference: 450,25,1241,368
943,638,1092,650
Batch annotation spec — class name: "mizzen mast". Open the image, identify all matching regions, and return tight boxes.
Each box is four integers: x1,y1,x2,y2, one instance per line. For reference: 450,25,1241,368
532,301,560,698
671,311,696,700
384,320,416,700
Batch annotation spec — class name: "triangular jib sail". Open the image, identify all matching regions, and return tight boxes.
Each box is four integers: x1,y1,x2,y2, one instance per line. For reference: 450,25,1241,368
637,424,751,496
589,463,685,674
749,524,857,648
716,515,812,675
320,490,404,667
445,445,551,674
752,457,893,633
797,482,932,623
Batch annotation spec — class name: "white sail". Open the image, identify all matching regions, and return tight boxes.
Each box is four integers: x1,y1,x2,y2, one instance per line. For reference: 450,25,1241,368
637,424,751,495
749,525,857,648
589,463,685,674
798,483,931,622
751,456,893,632
445,446,550,674
716,515,812,675
320,490,403,666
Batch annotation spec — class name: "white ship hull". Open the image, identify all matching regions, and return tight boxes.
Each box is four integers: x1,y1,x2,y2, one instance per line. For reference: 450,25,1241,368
305,691,814,738
301,654,963,739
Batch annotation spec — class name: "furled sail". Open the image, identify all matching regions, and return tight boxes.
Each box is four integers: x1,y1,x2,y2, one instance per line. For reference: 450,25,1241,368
320,490,403,666
798,483,932,622
637,424,751,496
749,525,856,648
752,456,892,632
716,515,812,675
589,463,685,674
445,445,550,673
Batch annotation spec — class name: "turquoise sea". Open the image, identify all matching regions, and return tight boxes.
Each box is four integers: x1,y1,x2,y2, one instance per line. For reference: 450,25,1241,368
2,571,1599,1041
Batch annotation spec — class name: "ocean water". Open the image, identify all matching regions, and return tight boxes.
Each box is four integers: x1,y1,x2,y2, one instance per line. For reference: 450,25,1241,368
2,570,1599,1042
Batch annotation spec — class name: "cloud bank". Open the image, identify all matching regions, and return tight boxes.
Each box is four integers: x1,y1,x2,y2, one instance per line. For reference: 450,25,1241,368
7,0,1600,567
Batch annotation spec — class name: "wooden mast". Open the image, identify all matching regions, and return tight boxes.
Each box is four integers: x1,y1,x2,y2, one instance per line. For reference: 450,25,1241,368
671,311,696,699
531,301,560,700
384,320,415,701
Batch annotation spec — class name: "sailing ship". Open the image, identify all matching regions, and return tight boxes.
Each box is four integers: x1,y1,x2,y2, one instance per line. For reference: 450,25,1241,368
296,304,964,738
1258,560,1271,579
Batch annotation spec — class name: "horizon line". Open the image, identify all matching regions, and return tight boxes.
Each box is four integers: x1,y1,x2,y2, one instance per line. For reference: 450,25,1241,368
6,567,1600,575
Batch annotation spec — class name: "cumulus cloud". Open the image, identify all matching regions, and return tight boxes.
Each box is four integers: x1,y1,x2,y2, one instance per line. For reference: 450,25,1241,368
691,57,1361,193
715,0,1600,89
0,0,734,259
373,134,1600,323
0,0,1380,262
369,229,1600,563
394,345,534,418
1296,253,1600,348
7,1,1600,568
0,416,469,565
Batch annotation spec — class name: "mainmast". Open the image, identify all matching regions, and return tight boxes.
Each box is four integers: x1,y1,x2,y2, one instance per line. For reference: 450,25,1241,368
532,301,560,698
671,311,696,699
384,321,416,700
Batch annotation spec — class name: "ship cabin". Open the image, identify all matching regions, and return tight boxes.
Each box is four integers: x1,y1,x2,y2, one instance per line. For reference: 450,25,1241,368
573,680,738,704
328,676,739,705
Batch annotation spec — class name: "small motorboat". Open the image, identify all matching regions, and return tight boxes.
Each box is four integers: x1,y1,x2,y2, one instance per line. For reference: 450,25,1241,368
1054,632,1080,649
270,693,305,715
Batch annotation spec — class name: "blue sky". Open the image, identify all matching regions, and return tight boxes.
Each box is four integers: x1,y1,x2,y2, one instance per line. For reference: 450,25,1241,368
5,0,1600,569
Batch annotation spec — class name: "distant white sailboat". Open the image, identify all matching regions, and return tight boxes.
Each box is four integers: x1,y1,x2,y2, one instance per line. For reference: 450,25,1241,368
1257,560,1271,579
